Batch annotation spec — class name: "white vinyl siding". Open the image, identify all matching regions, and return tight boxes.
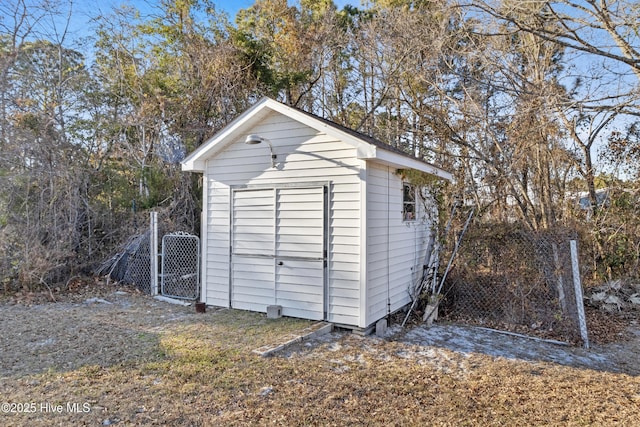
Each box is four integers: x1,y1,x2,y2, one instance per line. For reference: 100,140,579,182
203,112,361,326
203,182,231,307
186,98,448,328
230,188,275,313
233,188,275,255
198,108,439,328
276,187,324,258
231,256,275,312
365,163,432,326
228,186,325,320
275,187,325,320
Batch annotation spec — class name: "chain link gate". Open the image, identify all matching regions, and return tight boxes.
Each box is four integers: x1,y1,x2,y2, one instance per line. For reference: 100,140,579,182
160,232,200,300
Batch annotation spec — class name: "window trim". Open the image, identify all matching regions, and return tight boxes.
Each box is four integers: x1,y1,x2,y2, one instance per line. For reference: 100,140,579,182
402,182,416,222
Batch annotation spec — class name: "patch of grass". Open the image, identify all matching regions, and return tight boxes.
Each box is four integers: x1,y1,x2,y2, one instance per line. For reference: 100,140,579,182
1,308,639,426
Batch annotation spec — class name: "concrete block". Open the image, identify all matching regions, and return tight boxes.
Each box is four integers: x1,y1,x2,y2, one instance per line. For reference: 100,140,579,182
267,305,282,319
375,318,387,337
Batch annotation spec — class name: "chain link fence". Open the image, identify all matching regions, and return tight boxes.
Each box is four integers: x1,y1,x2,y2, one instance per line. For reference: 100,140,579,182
122,232,153,294
96,232,154,294
96,214,199,300
439,222,588,344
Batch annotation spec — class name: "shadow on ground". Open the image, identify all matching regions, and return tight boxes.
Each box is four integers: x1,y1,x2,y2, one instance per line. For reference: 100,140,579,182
394,323,640,376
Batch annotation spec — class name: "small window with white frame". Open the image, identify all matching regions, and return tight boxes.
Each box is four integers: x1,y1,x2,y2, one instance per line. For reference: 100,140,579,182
403,182,416,221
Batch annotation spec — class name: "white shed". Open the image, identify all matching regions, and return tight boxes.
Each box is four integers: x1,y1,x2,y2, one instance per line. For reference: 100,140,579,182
181,97,452,329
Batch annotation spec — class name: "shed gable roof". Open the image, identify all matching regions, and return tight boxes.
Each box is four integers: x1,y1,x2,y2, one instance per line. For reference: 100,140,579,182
181,97,452,180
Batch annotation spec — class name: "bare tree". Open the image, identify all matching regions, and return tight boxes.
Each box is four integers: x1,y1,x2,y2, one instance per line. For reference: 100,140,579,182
464,0,640,115
0,0,105,289
466,1,640,73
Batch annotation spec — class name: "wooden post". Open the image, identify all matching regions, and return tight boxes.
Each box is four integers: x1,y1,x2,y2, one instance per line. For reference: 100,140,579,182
570,240,589,349
150,212,159,296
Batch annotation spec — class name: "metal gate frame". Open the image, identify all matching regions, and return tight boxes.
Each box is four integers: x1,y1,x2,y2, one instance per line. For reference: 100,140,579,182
160,232,200,300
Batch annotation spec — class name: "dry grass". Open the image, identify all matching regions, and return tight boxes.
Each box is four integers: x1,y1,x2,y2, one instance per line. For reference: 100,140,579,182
1,289,639,426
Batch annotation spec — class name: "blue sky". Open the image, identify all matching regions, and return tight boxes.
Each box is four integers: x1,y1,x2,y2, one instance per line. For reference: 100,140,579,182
49,0,355,46
68,0,355,24
216,0,354,16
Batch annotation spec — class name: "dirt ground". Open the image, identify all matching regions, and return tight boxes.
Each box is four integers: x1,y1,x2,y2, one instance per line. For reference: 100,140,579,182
0,287,188,379
1,282,639,425
3,283,638,379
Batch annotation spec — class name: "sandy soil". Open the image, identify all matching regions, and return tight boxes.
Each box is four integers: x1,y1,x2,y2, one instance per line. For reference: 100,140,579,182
0,285,197,379
1,283,638,380
1,283,639,426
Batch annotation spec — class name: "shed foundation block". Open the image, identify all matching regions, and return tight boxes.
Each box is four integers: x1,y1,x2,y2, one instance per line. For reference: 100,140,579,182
267,305,283,319
375,318,388,337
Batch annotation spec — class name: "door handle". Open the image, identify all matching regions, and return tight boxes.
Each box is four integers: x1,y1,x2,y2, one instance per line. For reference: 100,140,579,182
277,261,283,266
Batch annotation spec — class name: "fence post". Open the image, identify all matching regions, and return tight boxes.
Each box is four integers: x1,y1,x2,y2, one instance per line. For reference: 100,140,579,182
570,240,589,349
150,212,159,296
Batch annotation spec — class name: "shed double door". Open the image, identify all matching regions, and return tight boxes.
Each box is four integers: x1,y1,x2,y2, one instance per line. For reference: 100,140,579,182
231,186,326,320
